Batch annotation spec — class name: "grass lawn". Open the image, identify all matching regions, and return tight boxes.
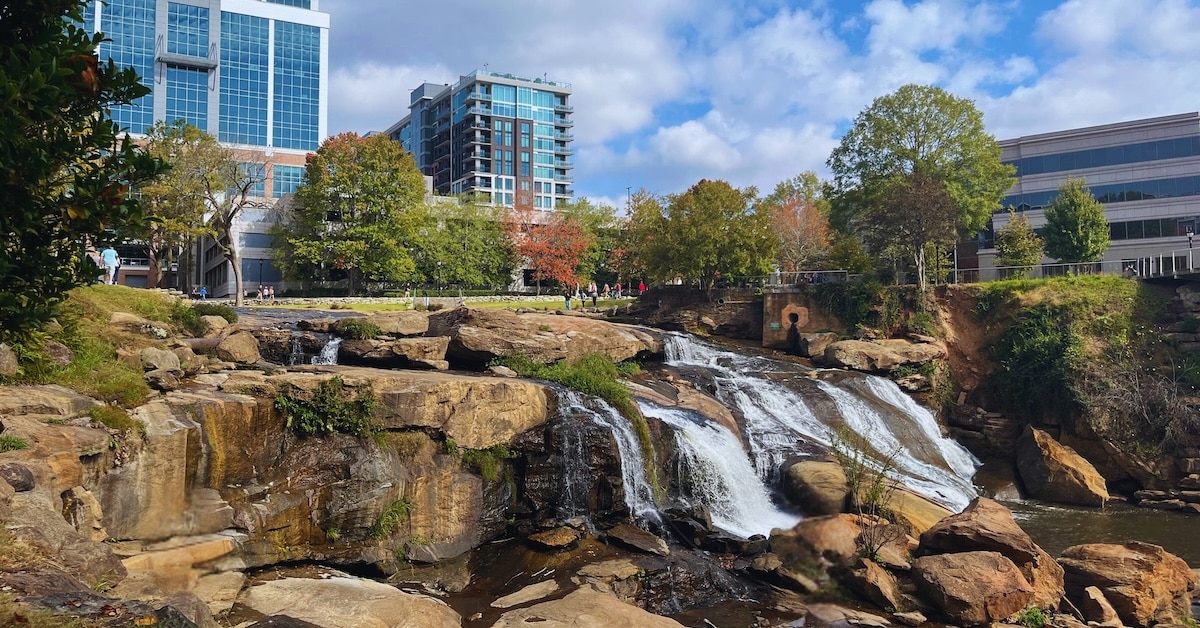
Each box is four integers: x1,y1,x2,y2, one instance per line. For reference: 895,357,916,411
256,297,632,313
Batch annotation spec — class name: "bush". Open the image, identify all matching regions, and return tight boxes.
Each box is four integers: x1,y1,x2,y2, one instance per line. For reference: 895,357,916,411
275,376,379,437
906,310,936,336
191,302,238,323
461,445,516,481
373,498,410,538
0,435,29,452
1017,606,1046,628
335,319,381,340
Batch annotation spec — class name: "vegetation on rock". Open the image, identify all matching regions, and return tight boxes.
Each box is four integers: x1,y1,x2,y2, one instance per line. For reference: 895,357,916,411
87,405,143,434
0,435,29,452
275,376,379,438
372,497,410,538
461,444,517,482
335,318,381,340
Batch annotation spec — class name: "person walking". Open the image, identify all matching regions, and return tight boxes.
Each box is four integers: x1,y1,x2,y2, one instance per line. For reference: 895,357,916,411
100,246,118,284
198,285,207,300
614,282,621,298
564,289,572,311
637,279,646,294
588,281,598,307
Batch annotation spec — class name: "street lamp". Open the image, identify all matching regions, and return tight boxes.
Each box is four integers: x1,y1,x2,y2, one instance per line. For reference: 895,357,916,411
1189,231,1194,249
436,260,442,290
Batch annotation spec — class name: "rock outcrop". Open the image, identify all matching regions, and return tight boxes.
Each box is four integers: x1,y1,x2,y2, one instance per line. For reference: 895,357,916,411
782,460,848,515
819,337,946,372
238,575,461,628
1016,426,1109,507
911,551,1034,626
491,583,685,628
1058,541,1197,627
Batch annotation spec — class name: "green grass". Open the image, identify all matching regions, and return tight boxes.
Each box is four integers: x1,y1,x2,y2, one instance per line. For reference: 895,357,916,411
335,318,381,340
275,376,379,438
87,405,144,434
461,445,517,481
373,498,410,538
0,435,28,452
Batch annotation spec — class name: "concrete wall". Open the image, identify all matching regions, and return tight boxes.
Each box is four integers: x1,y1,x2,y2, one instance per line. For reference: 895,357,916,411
761,290,847,351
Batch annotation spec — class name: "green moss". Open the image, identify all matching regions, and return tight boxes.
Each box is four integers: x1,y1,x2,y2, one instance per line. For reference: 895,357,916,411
461,445,516,482
275,376,379,437
373,498,410,538
86,405,144,434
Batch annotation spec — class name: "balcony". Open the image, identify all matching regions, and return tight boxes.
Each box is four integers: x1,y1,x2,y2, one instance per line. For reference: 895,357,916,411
553,145,574,156
465,133,490,145
466,105,491,116
553,173,573,182
554,103,574,113
463,89,491,102
553,159,572,169
553,132,573,141
554,117,574,127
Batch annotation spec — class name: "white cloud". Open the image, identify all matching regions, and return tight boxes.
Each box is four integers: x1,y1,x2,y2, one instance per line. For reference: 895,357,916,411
329,62,454,134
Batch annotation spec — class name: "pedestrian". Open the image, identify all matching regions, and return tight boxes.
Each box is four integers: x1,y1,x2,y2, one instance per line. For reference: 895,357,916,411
638,280,646,294
614,282,622,298
85,248,103,283
267,285,275,303
199,285,207,300
112,253,121,285
588,281,598,307
100,246,118,284
258,284,265,301
603,283,610,298
564,289,572,310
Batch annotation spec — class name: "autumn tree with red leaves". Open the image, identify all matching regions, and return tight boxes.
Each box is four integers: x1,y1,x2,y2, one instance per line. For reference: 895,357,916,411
762,173,832,272
507,192,592,294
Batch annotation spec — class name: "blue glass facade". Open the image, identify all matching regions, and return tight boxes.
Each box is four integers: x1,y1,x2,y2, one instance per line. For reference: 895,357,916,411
100,0,155,134
167,3,209,57
1003,175,1200,211
272,164,305,197
219,12,270,145
1007,136,1200,176
165,66,209,130
264,0,311,7
273,21,320,150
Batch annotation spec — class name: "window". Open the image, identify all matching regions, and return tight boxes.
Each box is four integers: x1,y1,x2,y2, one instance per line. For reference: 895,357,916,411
166,66,209,130
1006,136,1200,177
272,164,305,197
220,12,269,145
264,0,311,7
168,3,209,57
273,21,321,150
100,0,155,133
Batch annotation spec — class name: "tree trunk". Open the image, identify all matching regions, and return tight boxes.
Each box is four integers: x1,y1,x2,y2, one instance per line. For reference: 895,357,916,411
914,246,927,293
227,250,244,307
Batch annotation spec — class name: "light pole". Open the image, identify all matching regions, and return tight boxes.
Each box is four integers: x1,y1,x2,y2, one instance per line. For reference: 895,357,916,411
437,260,442,291
1189,230,1194,249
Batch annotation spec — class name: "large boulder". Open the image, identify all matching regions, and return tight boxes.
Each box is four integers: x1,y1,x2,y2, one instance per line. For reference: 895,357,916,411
427,307,663,369
1016,426,1109,507
140,347,181,372
367,311,430,337
0,343,17,376
770,514,866,569
797,333,839,360
491,583,685,628
918,497,1063,609
821,340,905,372
911,551,1034,626
339,337,449,368
782,460,848,515
214,331,261,364
1058,541,1198,628
238,576,461,628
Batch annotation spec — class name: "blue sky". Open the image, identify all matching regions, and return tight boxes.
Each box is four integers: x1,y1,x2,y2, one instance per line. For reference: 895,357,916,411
322,0,1200,208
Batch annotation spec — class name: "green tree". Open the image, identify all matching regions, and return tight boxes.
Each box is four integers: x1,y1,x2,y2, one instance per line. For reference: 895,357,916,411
1042,178,1109,263
995,209,1044,274
625,179,775,289
827,84,1015,236
0,0,165,342
861,172,959,292
418,197,515,289
272,132,426,294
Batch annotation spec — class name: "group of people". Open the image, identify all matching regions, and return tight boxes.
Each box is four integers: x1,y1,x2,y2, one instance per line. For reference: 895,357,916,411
86,246,121,285
563,279,646,310
257,285,276,302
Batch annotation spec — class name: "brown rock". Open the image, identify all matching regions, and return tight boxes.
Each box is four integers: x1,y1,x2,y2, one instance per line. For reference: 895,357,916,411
822,340,905,371
528,526,580,549
368,311,430,336
491,579,560,609
1016,427,1109,507
919,497,1064,609
43,340,73,366
491,583,684,628
0,343,17,376
0,462,34,491
770,514,865,568
199,315,229,338
888,488,953,535
782,460,848,515
911,551,1034,626
606,523,669,556
62,486,107,542
214,331,261,364
798,332,839,359
145,368,183,391
848,558,904,611
1080,586,1121,626
238,576,461,628
1059,541,1198,628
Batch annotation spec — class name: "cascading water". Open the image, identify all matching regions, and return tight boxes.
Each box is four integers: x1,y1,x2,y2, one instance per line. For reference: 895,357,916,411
288,331,306,366
663,334,979,511
640,402,802,538
311,337,342,365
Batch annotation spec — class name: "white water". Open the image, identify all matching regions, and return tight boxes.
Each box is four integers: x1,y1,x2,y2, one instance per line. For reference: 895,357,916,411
311,337,342,365
663,334,979,511
558,391,660,521
641,403,802,538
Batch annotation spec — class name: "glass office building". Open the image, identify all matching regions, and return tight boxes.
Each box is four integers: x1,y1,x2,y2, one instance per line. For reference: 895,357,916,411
386,70,574,209
85,0,329,295
980,112,1200,270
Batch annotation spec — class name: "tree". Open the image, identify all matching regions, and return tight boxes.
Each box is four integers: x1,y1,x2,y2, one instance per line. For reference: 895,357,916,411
506,192,592,293
1042,178,1109,263
558,197,621,285
419,197,515,289
861,172,959,292
761,172,831,272
995,209,1044,273
624,179,775,289
139,121,212,287
0,0,165,341
272,132,426,294
201,150,270,306
828,84,1015,237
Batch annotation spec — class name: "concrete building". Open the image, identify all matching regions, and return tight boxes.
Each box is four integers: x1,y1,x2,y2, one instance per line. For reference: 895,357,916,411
978,112,1200,274
84,0,329,294
385,70,574,209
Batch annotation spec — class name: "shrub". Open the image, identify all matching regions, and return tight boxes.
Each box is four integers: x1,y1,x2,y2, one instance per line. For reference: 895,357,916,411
87,405,144,433
829,426,904,560
906,310,936,336
461,445,516,482
1017,606,1046,628
191,302,238,323
275,376,379,437
335,319,381,340
0,435,29,453
373,498,410,538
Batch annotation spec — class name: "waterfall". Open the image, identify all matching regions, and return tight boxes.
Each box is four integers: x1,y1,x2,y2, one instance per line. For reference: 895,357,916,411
557,391,660,522
311,337,342,365
288,331,306,366
641,403,802,539
663,334,979,512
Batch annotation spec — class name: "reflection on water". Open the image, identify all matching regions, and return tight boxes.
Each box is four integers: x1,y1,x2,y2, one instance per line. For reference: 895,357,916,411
1006,499,1200,567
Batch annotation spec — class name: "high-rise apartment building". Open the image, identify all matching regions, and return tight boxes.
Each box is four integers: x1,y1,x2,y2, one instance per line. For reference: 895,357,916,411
83,0,329,294
386,70,574,209
978,112,1200,272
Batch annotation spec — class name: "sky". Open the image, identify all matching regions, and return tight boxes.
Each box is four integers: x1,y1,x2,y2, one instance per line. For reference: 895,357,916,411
322,0,1200,209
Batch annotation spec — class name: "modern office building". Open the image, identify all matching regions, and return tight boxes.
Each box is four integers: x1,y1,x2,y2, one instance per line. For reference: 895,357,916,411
385,70,574,210
978,112,1200,271
83,0,329,294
